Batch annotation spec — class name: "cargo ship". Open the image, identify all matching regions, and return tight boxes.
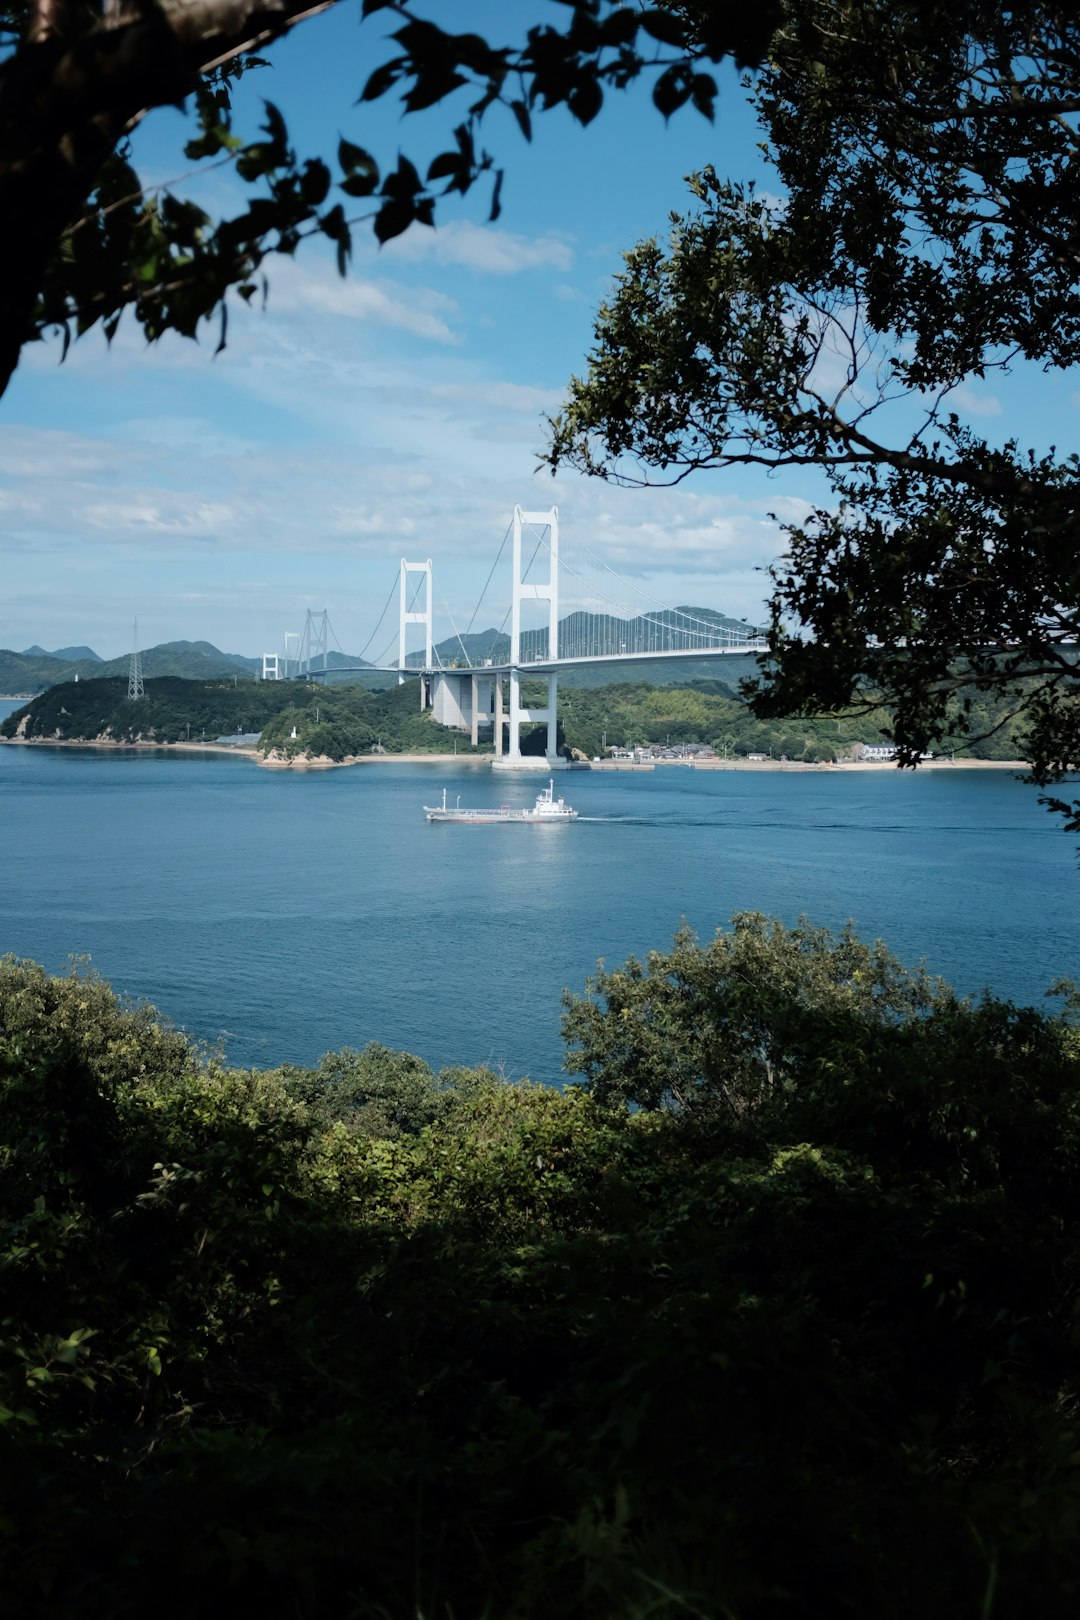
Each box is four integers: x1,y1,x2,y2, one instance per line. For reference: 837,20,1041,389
424,780,577,823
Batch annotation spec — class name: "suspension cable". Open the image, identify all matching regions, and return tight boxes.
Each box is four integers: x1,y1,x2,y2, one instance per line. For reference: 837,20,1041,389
529,531,754,650
463,519,512,641
571,531,756,637
354,570,401,663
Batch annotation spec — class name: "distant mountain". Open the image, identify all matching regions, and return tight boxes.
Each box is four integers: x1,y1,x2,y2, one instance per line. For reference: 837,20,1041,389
1,639,255,693
2,609,764,699
131,641,259,679
1,649,88,693
557,654,763,692
21,644,102,662
268,648,396,687
406,607,764,688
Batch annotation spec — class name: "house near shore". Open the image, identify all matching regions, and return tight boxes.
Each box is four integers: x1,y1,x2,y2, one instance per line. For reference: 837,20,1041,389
852,742,935,763
856,743,898,761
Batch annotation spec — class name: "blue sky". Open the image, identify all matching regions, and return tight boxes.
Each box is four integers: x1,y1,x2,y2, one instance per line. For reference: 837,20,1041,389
3,2,1076,663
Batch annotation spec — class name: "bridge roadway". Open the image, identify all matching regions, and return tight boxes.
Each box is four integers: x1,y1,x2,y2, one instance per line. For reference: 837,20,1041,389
301,644,769,679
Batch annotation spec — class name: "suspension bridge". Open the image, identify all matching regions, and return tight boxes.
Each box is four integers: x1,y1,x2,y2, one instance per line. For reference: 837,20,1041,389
261,507,768,771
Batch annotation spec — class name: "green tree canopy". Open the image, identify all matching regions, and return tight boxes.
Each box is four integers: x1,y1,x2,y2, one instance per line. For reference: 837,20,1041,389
0,0,780,398
547,0,1080,831
6,935,1080,1615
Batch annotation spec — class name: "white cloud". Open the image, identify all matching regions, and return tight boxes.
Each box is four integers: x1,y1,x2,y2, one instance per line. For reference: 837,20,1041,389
80,497,241,537
117,416,258,457
427,380,561,415
376,220,574,275
0,428,138,480
268,259,459,343
951,383,1003,418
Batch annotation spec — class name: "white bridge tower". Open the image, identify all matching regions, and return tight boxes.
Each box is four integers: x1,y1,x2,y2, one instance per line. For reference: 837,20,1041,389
496,505,564,771
399,559,433,705
299,610,329,677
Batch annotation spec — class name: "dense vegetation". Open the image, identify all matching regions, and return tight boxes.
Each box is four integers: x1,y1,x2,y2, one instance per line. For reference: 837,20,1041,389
257,681,493,760
558,679,1028,762
1,676,299,746
2,673,1030,765
3,922,1080,1618
0,678,488,759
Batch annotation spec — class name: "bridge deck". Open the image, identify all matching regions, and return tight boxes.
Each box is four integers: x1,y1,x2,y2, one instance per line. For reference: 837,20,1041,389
303,645,768,678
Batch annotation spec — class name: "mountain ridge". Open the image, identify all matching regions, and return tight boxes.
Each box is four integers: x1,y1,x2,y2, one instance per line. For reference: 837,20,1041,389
2,608,759,694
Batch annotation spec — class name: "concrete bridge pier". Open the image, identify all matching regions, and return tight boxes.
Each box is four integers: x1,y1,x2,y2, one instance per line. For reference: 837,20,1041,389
494,668,564,772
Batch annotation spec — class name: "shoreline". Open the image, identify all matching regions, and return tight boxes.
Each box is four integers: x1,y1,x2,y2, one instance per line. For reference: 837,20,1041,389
0,735,1032,773
0,735,265,763
645,757,1030,773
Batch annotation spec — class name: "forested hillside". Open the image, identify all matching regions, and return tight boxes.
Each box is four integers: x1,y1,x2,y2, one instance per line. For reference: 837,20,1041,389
558,680,1027,761
0,677,489,757
3,922,1080,1617
2,674,1029,764
1,677,300,744
257,681,496,759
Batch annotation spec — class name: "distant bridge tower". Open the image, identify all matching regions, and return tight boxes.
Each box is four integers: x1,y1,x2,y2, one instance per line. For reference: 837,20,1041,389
398,559,433,702
265,633,302,680
127,618,144,700
499,505,563,770
299,610,329,678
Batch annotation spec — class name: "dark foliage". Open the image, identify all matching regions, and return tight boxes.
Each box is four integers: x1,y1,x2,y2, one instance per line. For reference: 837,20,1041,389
547,1,1080,834
0,1,781,396
3,926,1080,1617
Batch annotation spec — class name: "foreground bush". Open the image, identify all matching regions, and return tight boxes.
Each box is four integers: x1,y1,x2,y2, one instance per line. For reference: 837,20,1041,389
2,932,1080,1618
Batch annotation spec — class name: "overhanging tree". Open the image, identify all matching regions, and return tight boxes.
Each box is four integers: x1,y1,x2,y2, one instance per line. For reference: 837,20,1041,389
0,0,778,398
547,0,1080,830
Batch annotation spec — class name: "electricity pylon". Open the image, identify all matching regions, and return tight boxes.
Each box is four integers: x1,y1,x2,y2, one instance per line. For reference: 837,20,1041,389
127,618,144,700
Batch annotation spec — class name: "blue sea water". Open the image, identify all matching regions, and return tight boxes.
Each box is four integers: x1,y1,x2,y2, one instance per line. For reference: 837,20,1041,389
1,702,1077,1084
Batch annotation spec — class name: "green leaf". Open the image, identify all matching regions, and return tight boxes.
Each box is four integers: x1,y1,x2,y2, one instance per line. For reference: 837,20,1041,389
374,198,415,244
404,70,468,113
568,77,603,127
690,73,717,120
652,65,691,120
427,151,464,183
338,138,376,178
639,9,689,47
360,59,403,103
300,160,331,208
382,154,422,200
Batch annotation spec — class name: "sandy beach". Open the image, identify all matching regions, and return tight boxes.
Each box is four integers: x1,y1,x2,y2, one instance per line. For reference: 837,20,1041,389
1,734,1031,774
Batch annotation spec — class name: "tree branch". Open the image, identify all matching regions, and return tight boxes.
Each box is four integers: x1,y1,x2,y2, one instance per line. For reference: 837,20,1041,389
0,0,346,393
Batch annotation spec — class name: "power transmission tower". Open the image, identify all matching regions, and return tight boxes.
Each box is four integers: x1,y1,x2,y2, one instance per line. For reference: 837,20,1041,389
127,618,144,700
